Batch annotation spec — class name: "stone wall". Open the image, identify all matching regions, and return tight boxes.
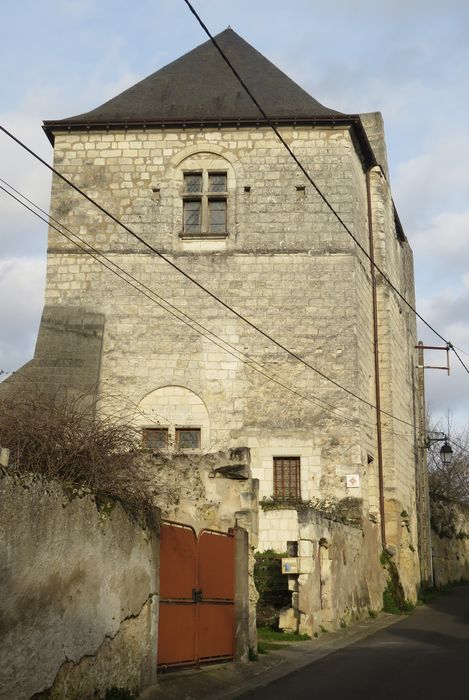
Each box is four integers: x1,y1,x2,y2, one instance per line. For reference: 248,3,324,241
0,306,104,406
259,504,384,634
141,447,258,541
431,496,469,587
15,117,424,614
43,126,374,516
0,468,159,700
367,162,421,598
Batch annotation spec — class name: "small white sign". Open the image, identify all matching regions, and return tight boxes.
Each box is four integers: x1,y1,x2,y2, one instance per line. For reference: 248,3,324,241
281,558,299,574
346,474,360,489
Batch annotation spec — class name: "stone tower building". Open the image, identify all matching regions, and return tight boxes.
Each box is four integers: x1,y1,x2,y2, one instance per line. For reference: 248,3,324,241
6,30,428,628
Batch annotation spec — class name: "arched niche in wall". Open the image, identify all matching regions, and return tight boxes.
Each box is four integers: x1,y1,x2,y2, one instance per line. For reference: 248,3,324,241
137,385,210,451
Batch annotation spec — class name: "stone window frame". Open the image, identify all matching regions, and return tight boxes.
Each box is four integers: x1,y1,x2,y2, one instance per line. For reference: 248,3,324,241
182,170,228,237
142,427,169,450
171,149,237,243
175,427,202,450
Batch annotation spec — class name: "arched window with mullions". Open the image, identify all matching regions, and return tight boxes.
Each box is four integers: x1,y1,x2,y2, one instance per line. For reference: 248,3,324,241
174,151,236,242
182,171,228,236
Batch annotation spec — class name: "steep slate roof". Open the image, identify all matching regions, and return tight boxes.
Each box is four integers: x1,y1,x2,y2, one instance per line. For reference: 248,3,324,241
43,28,375,165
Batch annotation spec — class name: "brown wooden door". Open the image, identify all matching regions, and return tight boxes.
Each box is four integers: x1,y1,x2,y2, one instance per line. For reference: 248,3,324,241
157,522,235,668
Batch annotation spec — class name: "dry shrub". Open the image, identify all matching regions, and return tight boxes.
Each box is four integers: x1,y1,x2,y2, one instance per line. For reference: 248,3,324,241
0,391,149,512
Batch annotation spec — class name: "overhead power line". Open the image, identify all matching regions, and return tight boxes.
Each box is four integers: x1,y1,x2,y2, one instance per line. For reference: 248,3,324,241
0,124,418,422
0,179,369,428
448,436,469,456
182,0,469,377
0,121,451,432
0,178,420,440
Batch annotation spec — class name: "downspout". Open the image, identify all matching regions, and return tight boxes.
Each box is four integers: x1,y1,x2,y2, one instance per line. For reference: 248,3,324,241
366,167,386,548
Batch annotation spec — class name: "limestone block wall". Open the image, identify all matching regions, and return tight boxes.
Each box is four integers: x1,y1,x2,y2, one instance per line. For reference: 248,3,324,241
0,468,159,700
431,496,469,587
258,506,384,634
367,165,421,596
258,508,300,553
0,305,104,404
43,125,377,518
33,121,422,591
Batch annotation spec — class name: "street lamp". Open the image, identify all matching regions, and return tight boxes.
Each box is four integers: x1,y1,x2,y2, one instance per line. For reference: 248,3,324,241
425,433,453,465
439,440,453,465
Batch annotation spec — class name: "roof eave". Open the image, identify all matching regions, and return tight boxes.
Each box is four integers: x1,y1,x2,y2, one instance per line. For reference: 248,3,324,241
43,115,376,167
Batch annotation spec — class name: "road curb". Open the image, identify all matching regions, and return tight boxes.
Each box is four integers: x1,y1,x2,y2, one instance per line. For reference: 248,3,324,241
140,612,403,699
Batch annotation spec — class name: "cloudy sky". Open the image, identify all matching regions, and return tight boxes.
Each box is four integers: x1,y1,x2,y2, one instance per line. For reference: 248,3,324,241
1,0,468,430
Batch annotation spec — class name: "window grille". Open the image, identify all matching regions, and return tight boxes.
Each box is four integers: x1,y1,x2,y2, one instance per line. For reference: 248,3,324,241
143,427,169,449
273,457,301,502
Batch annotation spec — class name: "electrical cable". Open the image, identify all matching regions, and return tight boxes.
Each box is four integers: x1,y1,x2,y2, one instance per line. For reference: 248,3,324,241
451,346,469,374
182,0,469,376
0,178,421,440
453,345,469,358
0,124,423,424
448,436,469,456
0,180,371,427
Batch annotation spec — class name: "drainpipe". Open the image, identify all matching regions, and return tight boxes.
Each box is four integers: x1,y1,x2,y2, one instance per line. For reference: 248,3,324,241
366,167,386,548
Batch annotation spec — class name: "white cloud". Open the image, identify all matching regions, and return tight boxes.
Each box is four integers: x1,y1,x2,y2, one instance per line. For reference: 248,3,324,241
0,257,46,372
394,131,469,230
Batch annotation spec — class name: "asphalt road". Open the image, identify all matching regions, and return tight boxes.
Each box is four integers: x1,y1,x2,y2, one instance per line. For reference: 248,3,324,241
239,586,469,700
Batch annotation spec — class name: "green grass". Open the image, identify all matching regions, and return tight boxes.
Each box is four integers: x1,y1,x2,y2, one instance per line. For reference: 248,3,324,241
257,626,310,642
105,689,135,700
248,646,258,661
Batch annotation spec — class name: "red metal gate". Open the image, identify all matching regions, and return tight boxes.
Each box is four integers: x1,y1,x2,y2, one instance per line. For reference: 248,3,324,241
157,521,235,668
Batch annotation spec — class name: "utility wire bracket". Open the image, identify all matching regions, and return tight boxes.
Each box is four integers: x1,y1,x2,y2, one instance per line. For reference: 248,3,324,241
415,341,450,375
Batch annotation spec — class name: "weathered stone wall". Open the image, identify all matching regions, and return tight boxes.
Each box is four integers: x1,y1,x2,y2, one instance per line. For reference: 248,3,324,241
368,163,421,598
259,504,384,634
431,496,469,587
43,126,377,510
23,119,423,604
0,468,159,700
0,306,104,405
141,448,258,540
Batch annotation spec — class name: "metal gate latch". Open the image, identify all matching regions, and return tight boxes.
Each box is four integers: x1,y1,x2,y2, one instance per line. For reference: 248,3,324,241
192,588,203,603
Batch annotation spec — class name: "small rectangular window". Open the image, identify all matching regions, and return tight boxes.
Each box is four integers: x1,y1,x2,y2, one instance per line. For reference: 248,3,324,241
273,457,301,502
208,199,227,233
143,428,168,450
183,200,202,233
176,428,201,450
184,172,202,193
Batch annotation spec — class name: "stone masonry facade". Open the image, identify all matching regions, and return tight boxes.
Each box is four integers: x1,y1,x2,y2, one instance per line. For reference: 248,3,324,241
25,118,424,613
2,28,427,630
